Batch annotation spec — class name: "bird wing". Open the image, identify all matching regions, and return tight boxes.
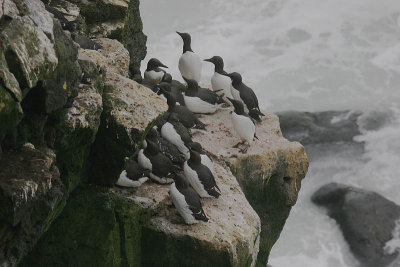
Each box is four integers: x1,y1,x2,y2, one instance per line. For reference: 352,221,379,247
197,88,219,104
239,84,260,110
151,153,174,177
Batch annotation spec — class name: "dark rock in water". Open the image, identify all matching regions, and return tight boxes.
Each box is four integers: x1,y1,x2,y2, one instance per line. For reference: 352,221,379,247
277,110,362,144
312,183,400,267
0,145,67,266
72,33,103,50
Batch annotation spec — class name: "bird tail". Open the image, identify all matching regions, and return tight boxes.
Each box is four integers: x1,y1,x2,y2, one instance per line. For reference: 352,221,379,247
256,107,265,116
217,93,225,104
207,188,221,198
193,209,209,222
249,109,262,123
194,118,206,130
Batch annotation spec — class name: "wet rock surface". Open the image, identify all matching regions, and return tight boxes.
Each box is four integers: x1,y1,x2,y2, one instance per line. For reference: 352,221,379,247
312,183,400,267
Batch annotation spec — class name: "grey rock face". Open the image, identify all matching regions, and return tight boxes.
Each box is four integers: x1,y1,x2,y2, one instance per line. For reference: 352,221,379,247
312,183,400,267
0,145,67,266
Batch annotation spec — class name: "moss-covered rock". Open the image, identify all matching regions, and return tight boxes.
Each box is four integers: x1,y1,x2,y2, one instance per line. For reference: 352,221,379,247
121,0,147,69
79,38,167,186
42,20,81,114
192,110,309,266
55,83,103,192
0,84,23,139
0,145,67,266
0,15,57,90
21,186,150,267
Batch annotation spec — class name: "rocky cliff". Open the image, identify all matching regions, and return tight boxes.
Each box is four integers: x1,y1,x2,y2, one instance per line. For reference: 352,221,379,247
0,0,308,266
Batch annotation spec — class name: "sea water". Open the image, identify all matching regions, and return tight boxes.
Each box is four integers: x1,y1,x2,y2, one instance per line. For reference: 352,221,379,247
140,0,400,266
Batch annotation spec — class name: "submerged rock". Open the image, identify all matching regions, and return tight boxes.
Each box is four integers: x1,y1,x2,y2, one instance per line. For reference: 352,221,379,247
0,145,67,266
312,183,400,267
192,109,309,265
277,110,362,144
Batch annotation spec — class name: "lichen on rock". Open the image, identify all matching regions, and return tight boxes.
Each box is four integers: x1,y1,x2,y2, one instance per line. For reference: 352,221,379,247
192,110,309,265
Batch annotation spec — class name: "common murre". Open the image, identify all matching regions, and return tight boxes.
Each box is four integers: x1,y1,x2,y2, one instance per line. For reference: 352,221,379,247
169,174,209,224
227,97,258,153
177,32,202,83
223,72,264,122
183,150,220,198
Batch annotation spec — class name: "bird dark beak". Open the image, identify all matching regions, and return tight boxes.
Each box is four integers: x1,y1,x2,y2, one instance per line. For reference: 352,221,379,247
176,31,183,37
160,63,168,68
221,72,231,78
204,58,212,63
227,97,234,102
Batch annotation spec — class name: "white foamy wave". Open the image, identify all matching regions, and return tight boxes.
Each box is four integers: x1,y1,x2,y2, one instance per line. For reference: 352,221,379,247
141,0,400,112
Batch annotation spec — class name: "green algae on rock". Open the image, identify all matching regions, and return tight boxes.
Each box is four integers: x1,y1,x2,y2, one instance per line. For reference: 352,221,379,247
21,186,151,267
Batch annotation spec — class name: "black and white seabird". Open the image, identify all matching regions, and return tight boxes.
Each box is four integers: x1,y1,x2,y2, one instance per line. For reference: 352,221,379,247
204,56,233,101
145,127,186,166
160,113,192,159
188,142,214,172
177,32,202,83
159,75,186,106
169,174,209,224
228,97,257,153
183,79,223,114
144,58,168,84
137,139,176,184
162,90,206,130
117,159,149,187
184,150,220,198
223,72,265,122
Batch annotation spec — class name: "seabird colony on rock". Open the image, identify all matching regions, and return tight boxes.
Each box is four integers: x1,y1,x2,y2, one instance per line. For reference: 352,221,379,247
116,32,264,225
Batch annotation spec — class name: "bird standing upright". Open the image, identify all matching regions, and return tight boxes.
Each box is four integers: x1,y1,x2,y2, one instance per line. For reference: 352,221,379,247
169,174,209,224
223,72,264,122
184,150,220,198
204,56,233,102
227,97,257,153
177,32,202,83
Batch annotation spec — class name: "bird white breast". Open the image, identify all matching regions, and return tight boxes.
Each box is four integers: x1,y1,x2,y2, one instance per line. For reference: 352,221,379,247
200,154,214,173
178,51,202,83
144,70,164,84
149,173,174,184
170,183,198,224
231,112,255,144
231,85,241,102
116,171,149,187
183,95,219,114
161,122,189,157
183,162,211,198
211,72,233,98
138,149,152,170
